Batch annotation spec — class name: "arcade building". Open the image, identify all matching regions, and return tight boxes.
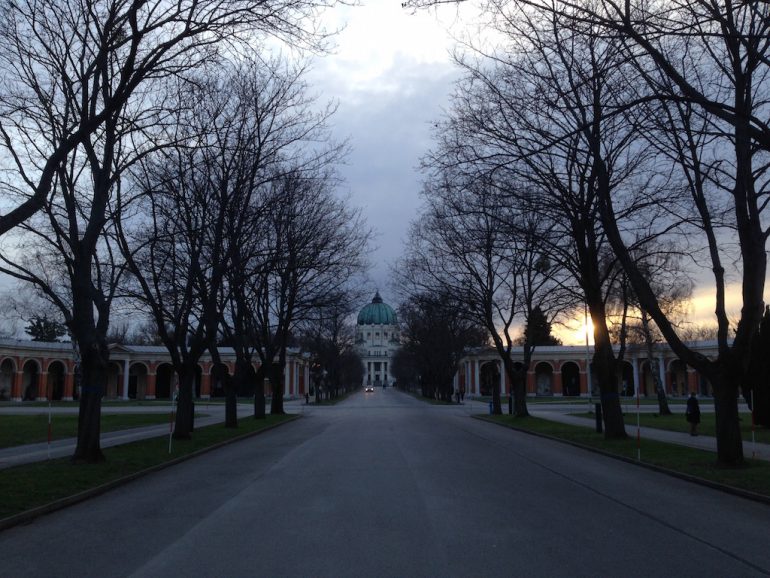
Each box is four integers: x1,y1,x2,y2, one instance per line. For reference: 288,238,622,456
0,339,309,402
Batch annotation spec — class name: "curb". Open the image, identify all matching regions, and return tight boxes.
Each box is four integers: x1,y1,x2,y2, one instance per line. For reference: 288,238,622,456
473,415,770,506
0,415,300,533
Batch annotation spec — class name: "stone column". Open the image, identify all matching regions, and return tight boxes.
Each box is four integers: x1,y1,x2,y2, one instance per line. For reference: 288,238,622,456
145,372,156,400
499,361,506,396
63,370,74,401
473,360,480,396
200,372,212,399
11,370,23,401
552,369,562,396
37,371,49,401
122,358,130,400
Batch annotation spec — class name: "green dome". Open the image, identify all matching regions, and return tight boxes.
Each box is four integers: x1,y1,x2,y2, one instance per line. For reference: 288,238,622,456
357,292,398,325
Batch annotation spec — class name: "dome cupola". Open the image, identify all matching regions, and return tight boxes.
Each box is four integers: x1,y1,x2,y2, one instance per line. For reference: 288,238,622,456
357,291,398,325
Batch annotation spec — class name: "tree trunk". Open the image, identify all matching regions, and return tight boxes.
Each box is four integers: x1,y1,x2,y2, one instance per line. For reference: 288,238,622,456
713,372,744,465
254,365,266,419
593,336,627,439
173,370,195,439
270,361,285,415
500,359,526,416
513,373,528,417
72,343,108,463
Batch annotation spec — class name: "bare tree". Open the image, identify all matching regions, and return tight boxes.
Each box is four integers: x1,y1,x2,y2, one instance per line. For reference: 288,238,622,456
0,0,345,462
248,169,369,416
398,172,570,415
405,0,770,466
120,58,336,435
395,291,487,402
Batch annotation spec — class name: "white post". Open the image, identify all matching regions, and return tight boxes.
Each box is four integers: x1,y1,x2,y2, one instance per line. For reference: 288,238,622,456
122,358,130,400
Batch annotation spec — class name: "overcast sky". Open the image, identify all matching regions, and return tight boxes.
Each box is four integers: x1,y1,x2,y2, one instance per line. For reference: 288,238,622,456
305,2,745,344
307,2,472,298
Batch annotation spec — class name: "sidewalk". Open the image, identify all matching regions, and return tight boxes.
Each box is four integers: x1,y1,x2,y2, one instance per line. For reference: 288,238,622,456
529,409,770,462
0,400,302,470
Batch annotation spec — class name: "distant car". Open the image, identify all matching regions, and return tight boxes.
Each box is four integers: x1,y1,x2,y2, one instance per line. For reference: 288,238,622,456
365,385,374,392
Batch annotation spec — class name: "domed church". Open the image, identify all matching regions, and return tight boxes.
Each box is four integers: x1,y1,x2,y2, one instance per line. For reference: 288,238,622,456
356,291,400,386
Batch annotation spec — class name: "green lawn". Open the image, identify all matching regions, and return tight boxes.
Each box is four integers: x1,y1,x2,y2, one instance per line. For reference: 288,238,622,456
0,414,295,521
0,413,201,449
481,415,770,498
572,411,770,445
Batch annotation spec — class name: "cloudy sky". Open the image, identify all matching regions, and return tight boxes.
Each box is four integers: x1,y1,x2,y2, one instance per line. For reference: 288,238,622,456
304,2,750,344
307,2,472,295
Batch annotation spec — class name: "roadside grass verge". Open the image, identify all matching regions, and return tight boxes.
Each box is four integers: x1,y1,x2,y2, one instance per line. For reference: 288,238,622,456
404,389,455,405
0,414,295,521
479,415,770,499
572,411,770,445
0,413,209,449
313,388,360,406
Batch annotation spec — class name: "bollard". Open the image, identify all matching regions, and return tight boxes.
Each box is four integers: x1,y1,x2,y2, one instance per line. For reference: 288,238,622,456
595,402,603,433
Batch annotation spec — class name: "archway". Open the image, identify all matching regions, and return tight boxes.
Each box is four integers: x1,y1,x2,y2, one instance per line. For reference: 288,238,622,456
535,362,553,396
106,361,123,399
561,362,580,396
479,361,500,397
668,360,687,396
22,360,40,400
155,363,174,399
210,363,230,398
619,361,634,396
128,363,148,400
0,359,14,400
47,361,66,401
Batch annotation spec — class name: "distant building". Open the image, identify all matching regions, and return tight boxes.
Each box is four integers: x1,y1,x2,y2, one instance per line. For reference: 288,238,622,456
0,339,308,402
356,292,400,387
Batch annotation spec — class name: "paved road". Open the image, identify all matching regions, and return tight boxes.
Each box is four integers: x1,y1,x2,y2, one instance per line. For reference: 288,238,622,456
1,389,769,577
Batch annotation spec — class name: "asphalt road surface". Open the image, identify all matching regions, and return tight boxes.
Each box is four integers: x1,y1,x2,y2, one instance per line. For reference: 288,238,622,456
2,389,769,577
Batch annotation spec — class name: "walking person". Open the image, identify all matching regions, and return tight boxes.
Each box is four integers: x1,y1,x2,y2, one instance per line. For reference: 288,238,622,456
686,391,701,436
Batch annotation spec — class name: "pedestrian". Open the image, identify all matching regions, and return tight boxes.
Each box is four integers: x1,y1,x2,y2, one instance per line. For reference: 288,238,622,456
460,386,465,403
686,391,701,436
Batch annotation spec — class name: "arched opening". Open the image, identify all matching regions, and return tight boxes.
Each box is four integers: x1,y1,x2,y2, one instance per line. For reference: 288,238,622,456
0,359,15,400
22,360,40,400
210,363,230,398
155,363,174,399
668,360,687,397
535,362,553,396
619,361,634,396
129,363,148,400
479,361,500,397
561,362,580,396
639,359,657,397
47,361,66,401
106,362,123,399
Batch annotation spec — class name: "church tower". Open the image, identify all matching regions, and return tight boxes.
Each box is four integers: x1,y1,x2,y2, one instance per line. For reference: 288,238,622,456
356,292,400,386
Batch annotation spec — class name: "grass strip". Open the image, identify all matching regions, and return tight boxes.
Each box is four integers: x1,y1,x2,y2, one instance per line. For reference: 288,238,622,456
571,411,770,445
479,415,770,500
314,389,360,406
0,414,295,522
0,413,210,449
